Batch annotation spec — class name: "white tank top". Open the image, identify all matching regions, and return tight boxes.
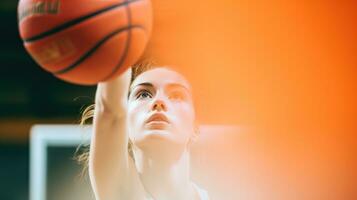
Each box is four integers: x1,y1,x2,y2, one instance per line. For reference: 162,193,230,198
192,182,210,200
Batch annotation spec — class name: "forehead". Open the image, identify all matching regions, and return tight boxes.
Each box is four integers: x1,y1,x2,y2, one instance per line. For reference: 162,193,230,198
131,68,191,90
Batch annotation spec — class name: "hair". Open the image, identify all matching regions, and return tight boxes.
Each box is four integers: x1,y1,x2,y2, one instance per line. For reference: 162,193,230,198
74,61,156,178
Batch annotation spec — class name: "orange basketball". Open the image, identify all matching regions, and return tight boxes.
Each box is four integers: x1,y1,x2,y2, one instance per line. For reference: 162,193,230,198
18,0,152,85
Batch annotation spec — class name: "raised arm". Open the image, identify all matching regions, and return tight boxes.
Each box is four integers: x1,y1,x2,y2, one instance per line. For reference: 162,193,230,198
89,68,146,200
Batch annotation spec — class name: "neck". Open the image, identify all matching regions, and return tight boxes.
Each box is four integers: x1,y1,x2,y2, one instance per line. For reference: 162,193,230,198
133,147,195,200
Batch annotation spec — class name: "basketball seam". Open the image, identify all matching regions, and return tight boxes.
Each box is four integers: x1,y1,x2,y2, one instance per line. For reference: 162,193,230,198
53,25,144,75
23,0,142,43
100,0,134,82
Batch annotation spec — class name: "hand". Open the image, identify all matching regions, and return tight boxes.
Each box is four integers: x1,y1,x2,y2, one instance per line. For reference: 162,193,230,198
96,67,133,115
118,67,132,94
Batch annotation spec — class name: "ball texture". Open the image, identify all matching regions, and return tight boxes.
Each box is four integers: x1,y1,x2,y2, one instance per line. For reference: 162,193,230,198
18,0,152,85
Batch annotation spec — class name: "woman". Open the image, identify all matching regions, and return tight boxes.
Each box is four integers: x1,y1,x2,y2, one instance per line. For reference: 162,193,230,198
79,63,209,200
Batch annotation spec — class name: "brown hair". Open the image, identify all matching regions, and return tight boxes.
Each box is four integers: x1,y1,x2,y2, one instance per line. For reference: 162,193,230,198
74,61,156,178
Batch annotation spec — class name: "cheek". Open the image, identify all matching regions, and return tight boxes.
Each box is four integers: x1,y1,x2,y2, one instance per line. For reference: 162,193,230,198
127,101,148,137
173,103,195,132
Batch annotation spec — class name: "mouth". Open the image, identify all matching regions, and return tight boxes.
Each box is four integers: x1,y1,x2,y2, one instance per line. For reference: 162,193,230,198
145,113,170,124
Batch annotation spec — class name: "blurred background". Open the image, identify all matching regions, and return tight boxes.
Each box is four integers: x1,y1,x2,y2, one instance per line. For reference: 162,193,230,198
1,1,95,200
1,0,356,200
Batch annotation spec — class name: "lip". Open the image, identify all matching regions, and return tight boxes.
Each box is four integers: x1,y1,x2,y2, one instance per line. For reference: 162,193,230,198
145,113,169,124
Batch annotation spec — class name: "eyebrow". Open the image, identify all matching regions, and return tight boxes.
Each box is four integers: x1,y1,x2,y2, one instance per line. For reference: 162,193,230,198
166,83,191,93
130,82,154,92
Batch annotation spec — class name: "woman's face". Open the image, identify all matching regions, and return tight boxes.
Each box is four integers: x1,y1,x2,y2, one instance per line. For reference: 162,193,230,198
127,68,196,149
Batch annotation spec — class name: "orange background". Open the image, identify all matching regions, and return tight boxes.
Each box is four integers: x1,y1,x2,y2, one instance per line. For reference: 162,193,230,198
142,0,356,199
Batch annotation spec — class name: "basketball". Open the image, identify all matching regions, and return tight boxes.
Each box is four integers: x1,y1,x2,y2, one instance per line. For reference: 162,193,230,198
18,0,152,85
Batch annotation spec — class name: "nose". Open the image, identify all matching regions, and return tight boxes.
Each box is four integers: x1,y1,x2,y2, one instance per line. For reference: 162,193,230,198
151,96,167,112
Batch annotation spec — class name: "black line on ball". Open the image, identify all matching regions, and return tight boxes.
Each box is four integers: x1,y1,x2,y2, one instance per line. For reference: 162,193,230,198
100,0,133,82
23,0,141,43
53,25,144,75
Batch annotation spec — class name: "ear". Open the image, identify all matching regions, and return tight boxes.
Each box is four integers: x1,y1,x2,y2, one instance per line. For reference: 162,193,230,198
191,122,200,143
186,121,200,149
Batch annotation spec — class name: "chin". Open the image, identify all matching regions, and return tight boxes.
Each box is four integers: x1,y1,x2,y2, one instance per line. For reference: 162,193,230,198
142,129,173,140
135,130,185,150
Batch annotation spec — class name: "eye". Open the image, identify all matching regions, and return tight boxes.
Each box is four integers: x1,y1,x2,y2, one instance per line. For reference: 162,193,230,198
168,91,185,101
136,90,153,100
